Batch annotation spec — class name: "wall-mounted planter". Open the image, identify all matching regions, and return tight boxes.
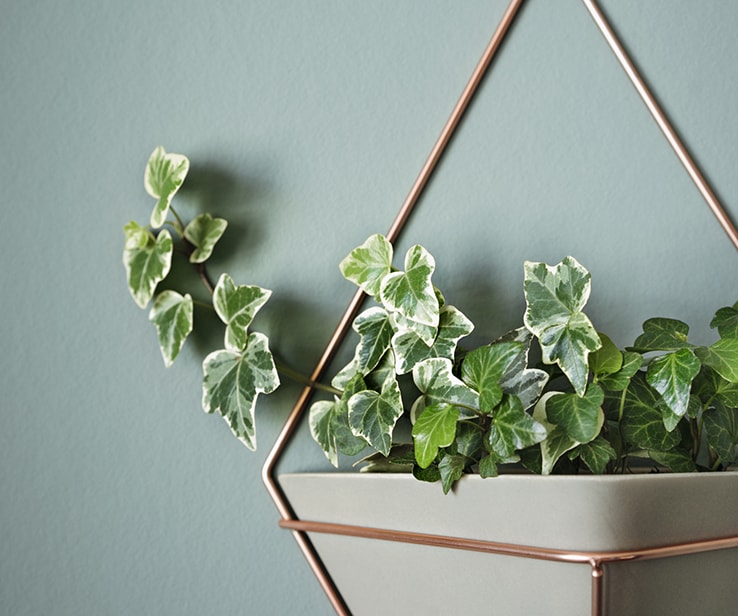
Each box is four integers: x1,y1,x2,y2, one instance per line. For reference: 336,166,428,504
280,472,738,616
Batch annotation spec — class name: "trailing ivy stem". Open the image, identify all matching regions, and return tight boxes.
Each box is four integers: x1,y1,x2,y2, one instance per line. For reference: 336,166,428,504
195,262,216,295
193,299,215,311
169,205,187,237
275,360,342,396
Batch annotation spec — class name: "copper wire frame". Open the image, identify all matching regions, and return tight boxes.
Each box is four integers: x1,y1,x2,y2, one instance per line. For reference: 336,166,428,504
262,1,738,615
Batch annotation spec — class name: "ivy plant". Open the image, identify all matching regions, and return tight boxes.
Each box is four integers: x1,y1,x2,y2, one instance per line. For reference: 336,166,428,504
124,147,279,450
125,148,738,492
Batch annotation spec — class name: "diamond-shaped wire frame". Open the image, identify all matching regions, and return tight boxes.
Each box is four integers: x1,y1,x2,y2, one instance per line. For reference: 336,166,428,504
262,1,738,614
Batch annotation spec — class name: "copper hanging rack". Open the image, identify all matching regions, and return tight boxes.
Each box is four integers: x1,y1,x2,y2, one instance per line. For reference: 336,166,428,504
262,1,738,615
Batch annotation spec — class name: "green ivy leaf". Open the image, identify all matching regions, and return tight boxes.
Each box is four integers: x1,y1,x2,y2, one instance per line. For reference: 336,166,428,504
380,244,439,332
123,222,173,308
710,302,738,339
413,358,479,410
339,234,393,297
201,332,280,451
589,333,623,377
392,305,473,374
413,462,442,483
438,453,466,494
348,376,403,456
646,348,701,425
455,422,484,460
523,257,601,396
631,318,692,352
545,383,605,444
696,338,738,383
412,403,460,468
461,342,523,412
619,374,682,451
648,449,697,473
487,395,547,459
478,454,499,478
213,273,271,351
703,401,738,465
693,367,738,407
572,436,616,474
148,290,193,367
597,351,642,391
184,213,227,264
144,146,190,228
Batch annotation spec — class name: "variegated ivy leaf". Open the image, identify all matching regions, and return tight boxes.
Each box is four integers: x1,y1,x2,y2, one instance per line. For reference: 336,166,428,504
392,305,473,375
487,395,547,460
213,273,271,351
348,376,403,456
339,233,393,297
388,310,437,347
380,244,439,332
123,221,173,308
352,307,394,374
144,146,190,228
312,374,368,465
496,328,549,409
309,385,368,468
412,403,460,468
533,393,578,475
309,400,341,467
184,213,228,264
711,301,738,339
413,358,479,410
328,308,392,389
523,257,601,396
148,290,193,367
461,341,523,413
630,318,692,352
332,351,396,392
695,337,738,383
201,332,279,451
544,383,604,444
619,374,682,451
646,348,701,427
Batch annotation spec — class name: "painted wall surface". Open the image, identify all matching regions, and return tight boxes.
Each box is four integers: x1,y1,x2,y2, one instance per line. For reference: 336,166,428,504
1,1,736,614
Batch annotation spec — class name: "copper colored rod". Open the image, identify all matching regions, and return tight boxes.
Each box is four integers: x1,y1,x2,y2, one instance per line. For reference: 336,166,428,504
385,0,524,245
280,518,738,566
283,518,738,616
261,1,524,614
582,0,738,250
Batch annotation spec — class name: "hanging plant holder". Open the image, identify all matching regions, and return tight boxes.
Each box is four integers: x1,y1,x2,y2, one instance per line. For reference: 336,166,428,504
262,1,738,615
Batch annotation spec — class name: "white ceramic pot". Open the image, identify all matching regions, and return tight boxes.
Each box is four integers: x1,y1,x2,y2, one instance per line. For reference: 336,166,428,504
279,472,738,616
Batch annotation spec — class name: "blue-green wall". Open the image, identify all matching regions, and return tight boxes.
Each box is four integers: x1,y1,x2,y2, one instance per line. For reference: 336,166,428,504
1,1,736,614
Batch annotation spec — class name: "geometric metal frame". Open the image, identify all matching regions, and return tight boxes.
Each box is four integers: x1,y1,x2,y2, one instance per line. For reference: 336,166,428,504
262,1,738,614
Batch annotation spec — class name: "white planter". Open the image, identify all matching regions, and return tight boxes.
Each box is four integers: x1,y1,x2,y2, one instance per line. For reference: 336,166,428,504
279,472,738,616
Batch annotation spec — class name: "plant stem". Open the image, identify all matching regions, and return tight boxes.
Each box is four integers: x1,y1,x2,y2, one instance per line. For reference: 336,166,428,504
193,299,215,311
275,360,342,396
169,205,187,237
